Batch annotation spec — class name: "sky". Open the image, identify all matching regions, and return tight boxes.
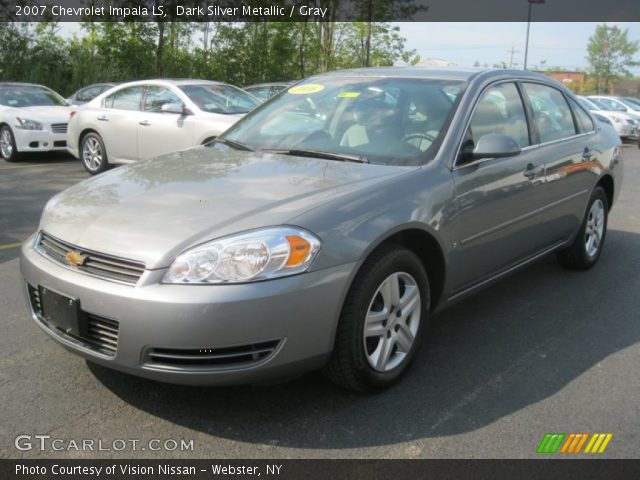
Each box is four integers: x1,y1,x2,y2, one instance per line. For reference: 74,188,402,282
394,22,640,74
58,22,640,75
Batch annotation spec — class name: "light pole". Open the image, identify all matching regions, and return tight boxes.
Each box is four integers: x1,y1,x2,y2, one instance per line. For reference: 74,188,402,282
524,0,545,70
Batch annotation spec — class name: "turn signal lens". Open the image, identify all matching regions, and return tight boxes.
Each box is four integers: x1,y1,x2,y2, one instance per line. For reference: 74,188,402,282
285,235,311,266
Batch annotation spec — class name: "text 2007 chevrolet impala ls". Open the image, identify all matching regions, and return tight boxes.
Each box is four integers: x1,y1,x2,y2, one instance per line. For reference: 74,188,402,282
21,68,623,392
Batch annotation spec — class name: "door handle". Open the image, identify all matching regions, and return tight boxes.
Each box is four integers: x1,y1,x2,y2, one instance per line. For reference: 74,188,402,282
139,120,151,127
523,163,544,179
97,116,109,122
582,148,593,160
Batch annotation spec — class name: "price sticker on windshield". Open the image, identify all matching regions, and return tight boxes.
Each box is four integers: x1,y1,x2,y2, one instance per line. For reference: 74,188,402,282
288,84,325,95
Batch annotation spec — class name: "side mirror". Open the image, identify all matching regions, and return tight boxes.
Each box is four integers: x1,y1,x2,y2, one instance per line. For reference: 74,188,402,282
161,102,188,115
471,133,521,160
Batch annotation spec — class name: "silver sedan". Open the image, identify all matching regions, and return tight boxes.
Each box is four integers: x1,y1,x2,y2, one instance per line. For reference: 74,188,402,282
21,68,622,392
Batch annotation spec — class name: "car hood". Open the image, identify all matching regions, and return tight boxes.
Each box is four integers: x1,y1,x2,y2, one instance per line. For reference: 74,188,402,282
40,147,406,269
11,105,70,123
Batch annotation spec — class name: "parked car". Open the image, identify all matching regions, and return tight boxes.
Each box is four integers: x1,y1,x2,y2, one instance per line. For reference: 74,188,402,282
588,95,640,120
67,83,117,106
0,82,70,162
244,82,292,101
21,68,622,392
578,96,638,139
67,79,261,174
621,96,640,110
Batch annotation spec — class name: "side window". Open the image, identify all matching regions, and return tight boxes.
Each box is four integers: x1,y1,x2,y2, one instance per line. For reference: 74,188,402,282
144,86,182,112
465,82,530,151
104,87,144,111
522,83,577,143
568,98,595,133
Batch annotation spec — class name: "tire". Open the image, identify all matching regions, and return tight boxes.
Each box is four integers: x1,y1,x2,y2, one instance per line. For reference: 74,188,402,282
557,186,608,270
80,132,109,175
0,125,20,162
323,245,430,392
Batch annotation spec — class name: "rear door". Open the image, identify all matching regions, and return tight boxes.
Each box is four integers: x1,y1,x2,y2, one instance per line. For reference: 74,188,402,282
448,82,550,293
520,82,596,243
99,86,145,161
137,86,195,160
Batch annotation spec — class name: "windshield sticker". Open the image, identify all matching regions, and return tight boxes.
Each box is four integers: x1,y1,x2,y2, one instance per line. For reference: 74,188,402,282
337,91,360,98
8,100,18,105
288,84,325,95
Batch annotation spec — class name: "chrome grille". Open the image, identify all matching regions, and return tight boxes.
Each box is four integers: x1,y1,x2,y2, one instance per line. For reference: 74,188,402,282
85,314,119,356
27,283,119,357
51,123,67,134
37,232,145,286
145,340,281,369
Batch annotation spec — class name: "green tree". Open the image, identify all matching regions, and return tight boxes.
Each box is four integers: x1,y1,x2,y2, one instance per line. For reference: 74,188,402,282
587,24,639,94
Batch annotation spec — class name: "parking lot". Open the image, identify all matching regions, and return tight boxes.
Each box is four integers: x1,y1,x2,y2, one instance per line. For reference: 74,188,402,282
1,145,639,459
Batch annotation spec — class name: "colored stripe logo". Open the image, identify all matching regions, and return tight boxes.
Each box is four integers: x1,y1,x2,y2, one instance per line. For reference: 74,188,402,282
537,433,613,454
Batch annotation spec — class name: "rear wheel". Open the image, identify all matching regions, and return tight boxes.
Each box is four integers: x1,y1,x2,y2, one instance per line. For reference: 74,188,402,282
557,186,608,270
0,125,20,162
81,132,108,175
323,245,430,392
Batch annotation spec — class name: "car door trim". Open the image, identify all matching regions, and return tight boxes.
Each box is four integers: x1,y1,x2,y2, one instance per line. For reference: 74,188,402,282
448,239,568,301
459,188,589,246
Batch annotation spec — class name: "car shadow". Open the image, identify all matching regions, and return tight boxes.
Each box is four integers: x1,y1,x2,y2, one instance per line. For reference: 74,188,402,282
88,228,640,449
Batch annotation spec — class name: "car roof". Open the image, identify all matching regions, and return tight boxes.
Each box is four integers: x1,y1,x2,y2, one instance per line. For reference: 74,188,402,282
245,82,293,89
0,82,50,89
306,67,559,84
112,79,229,88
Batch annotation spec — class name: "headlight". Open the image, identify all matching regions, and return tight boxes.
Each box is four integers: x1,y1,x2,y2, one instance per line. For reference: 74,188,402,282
163,227,321,284
15,117,43,130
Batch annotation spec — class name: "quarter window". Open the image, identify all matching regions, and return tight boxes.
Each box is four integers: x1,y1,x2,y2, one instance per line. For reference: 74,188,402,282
568,98,595,133
522,83,576,143
104,87,144,111
144,86,182,112
464,82,530,151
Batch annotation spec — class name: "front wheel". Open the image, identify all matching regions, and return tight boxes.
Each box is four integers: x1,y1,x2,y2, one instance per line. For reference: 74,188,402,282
81,132,109,175
323,246,430,392
557,186,608,270
0,125,20,162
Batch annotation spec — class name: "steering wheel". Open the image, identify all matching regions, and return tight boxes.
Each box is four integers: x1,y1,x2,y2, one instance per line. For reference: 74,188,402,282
401,132,437,151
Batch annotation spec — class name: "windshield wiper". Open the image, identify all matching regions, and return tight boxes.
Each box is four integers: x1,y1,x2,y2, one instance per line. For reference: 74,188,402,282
209,138,255,151
264,148,369,164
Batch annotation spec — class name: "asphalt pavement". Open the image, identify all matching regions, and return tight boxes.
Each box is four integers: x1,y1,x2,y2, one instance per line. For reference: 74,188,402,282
1,146,639,459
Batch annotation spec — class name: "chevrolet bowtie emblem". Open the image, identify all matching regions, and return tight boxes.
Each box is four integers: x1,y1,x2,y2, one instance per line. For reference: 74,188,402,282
65,250,87,266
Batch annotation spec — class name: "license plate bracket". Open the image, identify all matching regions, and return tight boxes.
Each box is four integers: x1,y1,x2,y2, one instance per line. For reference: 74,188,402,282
39,286,85,337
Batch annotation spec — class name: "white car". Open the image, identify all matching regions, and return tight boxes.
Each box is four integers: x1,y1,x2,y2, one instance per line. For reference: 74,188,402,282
67,79,261,174
578,96,638,139
0,83,71,162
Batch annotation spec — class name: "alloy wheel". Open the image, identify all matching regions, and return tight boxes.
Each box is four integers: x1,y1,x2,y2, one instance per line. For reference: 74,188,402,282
0,128,13,159
363,272,421,372
585,198,605,257
82,136,103,171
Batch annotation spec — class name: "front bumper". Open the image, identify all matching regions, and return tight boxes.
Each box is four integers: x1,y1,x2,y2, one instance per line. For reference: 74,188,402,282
14,127,67,153
20,239,354,385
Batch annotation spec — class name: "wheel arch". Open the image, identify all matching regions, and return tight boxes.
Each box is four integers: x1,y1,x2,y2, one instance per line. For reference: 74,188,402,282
342,224,448,316
596,174,614,210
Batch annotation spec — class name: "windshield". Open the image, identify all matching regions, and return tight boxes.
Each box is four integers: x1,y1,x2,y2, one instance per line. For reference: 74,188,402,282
221,77,466,166
180,84,260,114
0,85,67,107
